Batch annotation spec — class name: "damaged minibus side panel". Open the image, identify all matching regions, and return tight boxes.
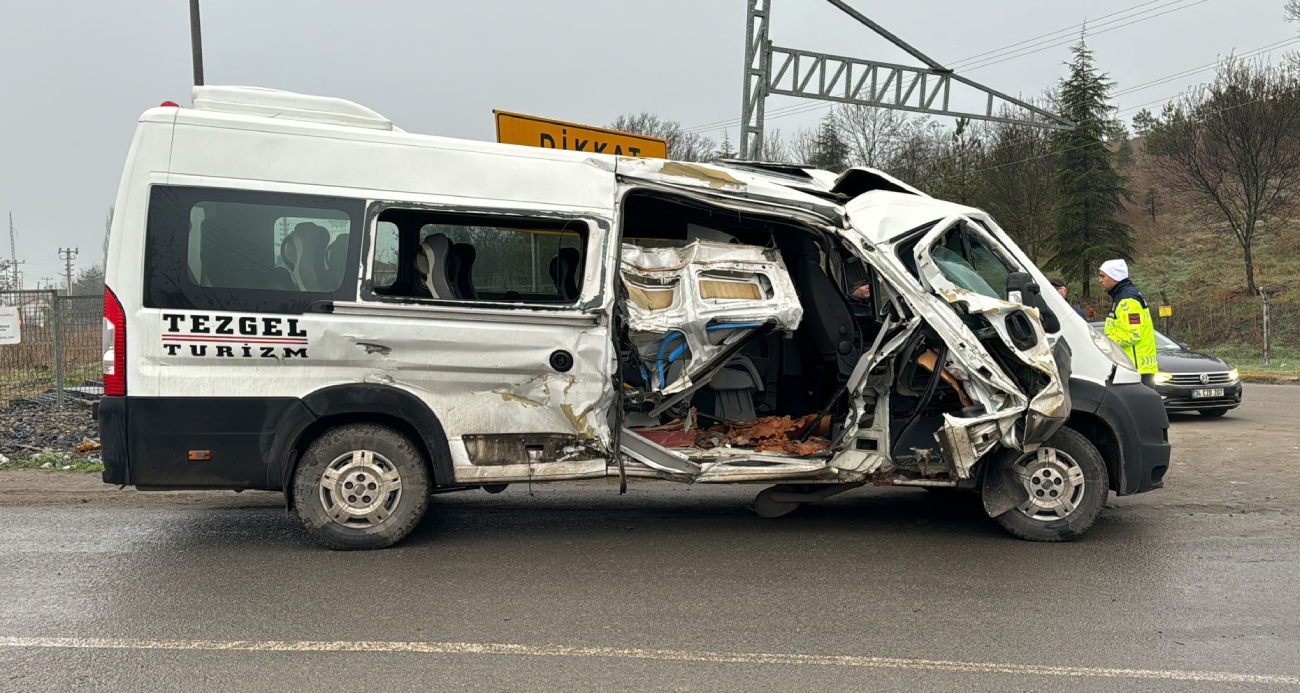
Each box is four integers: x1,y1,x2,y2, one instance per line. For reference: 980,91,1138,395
611,173,863,484
609,160,1068,491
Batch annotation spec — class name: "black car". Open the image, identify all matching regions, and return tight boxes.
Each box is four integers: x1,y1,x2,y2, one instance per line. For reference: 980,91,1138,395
1090,323,1242,417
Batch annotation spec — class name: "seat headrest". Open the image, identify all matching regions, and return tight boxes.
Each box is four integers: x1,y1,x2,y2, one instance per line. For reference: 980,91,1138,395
415,233,455,299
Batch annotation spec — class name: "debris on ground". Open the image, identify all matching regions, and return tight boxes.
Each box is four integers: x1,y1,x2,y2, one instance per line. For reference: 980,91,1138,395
635,412,833,456
698,414,832,456
0,399,100,458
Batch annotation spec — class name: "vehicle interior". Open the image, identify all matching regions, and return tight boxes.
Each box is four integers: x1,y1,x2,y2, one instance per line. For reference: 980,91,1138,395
369,208,587,304
616,189,985,469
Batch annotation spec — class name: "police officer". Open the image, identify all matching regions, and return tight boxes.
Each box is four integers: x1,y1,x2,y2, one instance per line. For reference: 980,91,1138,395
1099,259,1158,385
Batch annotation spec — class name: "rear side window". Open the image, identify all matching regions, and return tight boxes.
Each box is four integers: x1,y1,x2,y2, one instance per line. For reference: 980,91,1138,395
144,186,363,314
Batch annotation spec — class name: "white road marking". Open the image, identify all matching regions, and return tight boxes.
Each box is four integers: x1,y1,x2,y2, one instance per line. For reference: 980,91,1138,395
0,636,1296,686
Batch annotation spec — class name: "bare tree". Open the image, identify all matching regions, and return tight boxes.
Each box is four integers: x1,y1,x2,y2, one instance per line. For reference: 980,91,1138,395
829,104,919,169
1144,58,1300,293
882,120,949,192
1288,0,1300,24
788,125,820,165
606,113,716,162
759,128,792,163
978,117,1059,263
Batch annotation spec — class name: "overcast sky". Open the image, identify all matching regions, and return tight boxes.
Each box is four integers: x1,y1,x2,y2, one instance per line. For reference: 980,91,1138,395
0,0,1293,289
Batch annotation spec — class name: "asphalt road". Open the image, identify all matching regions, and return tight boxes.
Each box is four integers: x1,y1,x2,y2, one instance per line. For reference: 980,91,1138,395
2,384,1299,692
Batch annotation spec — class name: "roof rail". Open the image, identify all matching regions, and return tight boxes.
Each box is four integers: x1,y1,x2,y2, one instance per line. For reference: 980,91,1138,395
190,86,394,131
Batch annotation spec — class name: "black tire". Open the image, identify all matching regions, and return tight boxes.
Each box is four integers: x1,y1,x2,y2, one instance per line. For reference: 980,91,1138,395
292,423,430,550
1199,409,1229,418
989,426,1109,542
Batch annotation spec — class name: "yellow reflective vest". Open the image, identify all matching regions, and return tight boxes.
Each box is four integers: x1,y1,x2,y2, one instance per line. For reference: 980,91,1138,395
1104,280,1158,375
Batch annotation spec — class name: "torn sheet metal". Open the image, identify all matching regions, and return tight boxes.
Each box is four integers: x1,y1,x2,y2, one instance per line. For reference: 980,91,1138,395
905,215,1069,475
621,240,802,395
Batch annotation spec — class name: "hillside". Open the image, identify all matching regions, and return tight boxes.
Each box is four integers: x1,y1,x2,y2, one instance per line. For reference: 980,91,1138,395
1068,138,1300,378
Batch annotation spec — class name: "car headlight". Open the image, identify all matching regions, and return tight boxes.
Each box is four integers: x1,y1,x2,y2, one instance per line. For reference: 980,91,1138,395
1154,372,1174,386
1227,368,1239,382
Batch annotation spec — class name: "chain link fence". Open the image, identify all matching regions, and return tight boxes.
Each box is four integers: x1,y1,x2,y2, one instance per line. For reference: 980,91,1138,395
0,290,104,407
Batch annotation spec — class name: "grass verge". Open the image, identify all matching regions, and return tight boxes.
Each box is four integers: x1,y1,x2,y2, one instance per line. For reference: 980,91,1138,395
1206,346,1300,382
0,452,104,473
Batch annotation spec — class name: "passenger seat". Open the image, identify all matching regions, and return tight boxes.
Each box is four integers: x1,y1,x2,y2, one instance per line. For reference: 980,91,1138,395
415,233,456,299
450,243,477,300
280,222,331,291
548,247,582,301
706,356,764,422
325,234,349,288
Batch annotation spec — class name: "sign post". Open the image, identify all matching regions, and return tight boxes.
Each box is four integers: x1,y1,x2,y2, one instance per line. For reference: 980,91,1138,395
494,111,668,159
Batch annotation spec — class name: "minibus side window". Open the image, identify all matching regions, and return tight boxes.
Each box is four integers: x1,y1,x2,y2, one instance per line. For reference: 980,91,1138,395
368,208,589,305
143,186,363,314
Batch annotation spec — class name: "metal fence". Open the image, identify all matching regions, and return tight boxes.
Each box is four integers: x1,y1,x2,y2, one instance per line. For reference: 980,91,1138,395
0,290,104,407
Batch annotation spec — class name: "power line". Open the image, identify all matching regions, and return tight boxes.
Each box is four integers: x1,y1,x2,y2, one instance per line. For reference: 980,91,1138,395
959,0,1211,72
937,36,1300,163
739,33,1300,168
935,80,1300,182
686,0,1208,134
945,0,1167,67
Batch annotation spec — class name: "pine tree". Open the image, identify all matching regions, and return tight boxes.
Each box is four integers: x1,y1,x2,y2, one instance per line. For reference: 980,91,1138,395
715,129,737,160
807,116,850,173
1049,37,1133,300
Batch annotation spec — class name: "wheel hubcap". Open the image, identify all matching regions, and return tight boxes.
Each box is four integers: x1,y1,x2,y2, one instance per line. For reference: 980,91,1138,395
1012,447,1085,521
318,450,403,527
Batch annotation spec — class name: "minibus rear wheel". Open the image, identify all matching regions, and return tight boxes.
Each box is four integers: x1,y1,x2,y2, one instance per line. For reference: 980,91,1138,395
292,423,431,550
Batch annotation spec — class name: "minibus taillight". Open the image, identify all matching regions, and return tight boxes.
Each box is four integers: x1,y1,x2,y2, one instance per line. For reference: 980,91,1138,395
103,287,126,396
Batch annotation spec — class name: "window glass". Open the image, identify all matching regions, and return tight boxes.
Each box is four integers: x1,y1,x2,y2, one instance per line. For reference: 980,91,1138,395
1154,330,1181,350
418,224,583,298
145,186,362,313
967,235,1013,298
372,221,400,289
371,209,589,304
932,244,1000,298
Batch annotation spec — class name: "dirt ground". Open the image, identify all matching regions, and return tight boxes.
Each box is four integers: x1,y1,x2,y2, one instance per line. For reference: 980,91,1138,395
3,385,1295,530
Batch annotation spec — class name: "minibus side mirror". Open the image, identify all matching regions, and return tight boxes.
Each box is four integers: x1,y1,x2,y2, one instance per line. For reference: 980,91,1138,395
1005,271,1061,334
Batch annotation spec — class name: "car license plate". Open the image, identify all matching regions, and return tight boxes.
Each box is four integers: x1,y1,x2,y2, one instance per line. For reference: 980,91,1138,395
1192,388,1224,399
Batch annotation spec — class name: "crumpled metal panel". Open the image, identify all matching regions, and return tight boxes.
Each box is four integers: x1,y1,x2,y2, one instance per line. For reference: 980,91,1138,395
908,215,1070,477
620,240,803,395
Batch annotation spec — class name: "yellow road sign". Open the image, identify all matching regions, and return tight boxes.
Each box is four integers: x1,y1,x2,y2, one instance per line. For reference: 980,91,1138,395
1159,305,1172,318
494,110,668,158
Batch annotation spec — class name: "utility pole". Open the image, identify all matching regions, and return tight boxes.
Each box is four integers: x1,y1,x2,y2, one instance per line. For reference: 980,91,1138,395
59,247,78,296
8,212,22,290
40,277,55,291
190,0,205,86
